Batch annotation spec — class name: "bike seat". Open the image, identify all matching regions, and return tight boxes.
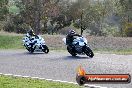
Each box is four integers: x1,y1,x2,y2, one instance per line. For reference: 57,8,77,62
35,35,39,39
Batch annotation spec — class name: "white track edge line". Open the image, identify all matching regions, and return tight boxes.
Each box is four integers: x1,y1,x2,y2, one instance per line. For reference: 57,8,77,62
0,73,107,88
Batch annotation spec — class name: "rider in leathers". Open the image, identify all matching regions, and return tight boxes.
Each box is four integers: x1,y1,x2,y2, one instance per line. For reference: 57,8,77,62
66,30,81,51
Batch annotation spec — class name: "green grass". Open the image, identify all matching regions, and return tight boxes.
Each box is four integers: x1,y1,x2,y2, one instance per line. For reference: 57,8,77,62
0,75,82,88
0,35,23,49
94,48,132,55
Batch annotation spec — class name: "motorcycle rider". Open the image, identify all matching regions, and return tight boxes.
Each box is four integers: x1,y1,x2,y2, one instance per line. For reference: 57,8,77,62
66,29,82,51
26,29,36,38
26,29,37,48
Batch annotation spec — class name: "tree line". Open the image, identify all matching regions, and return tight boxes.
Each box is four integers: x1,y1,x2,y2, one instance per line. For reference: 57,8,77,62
0,0,132,36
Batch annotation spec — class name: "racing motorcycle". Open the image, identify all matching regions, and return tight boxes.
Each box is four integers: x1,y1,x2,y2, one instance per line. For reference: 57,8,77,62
62,36,94,58
22,34,49,53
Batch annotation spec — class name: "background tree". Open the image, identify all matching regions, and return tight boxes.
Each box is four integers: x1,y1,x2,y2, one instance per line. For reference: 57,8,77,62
1,0,132,36
118,0,132,37
0,0,9,21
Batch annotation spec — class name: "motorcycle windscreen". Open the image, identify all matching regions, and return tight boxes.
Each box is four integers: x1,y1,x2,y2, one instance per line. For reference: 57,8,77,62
79,42,85,46
82,38,87,44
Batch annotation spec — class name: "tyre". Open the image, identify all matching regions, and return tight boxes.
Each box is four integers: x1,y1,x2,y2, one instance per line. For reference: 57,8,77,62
84,46,94,58
26,47,30,52
29,47,34,53
42,45,49,53
67,46,77,56
25,45,30,52
25,44,34,53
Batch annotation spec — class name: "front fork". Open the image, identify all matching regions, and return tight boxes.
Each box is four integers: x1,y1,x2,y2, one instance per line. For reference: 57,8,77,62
40,44,46,49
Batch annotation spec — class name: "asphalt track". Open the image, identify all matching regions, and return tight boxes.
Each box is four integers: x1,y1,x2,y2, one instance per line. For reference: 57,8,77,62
0,50,132,88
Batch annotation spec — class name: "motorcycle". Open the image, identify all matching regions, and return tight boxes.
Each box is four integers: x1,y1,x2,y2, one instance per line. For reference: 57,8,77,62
22,34,49,53
62,36,94,58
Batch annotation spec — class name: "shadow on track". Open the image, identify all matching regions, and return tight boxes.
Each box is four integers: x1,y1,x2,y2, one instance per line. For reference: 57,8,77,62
64,55,91,60
24,52,46,55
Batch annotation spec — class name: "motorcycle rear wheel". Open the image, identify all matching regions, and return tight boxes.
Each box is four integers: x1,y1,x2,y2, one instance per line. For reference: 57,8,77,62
67,46,77,56
24,44,34,53
29,47,34,53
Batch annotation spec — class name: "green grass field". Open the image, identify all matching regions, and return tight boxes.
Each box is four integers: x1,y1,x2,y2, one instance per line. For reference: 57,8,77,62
0,35,23,49
0,34,132,54
0,75,82,88
94,48,132,55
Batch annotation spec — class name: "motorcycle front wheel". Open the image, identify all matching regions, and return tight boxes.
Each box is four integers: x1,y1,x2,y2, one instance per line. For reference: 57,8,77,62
42,45,49,53
84,46,94,58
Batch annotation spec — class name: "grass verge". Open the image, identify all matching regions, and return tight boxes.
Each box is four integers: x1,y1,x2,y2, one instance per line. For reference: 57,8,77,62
0,75,82,88
94,49,132,55
0,35,23,49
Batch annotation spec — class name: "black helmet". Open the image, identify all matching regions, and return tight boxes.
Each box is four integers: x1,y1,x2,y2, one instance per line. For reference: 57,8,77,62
69,29,76,35
28,29,35,36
